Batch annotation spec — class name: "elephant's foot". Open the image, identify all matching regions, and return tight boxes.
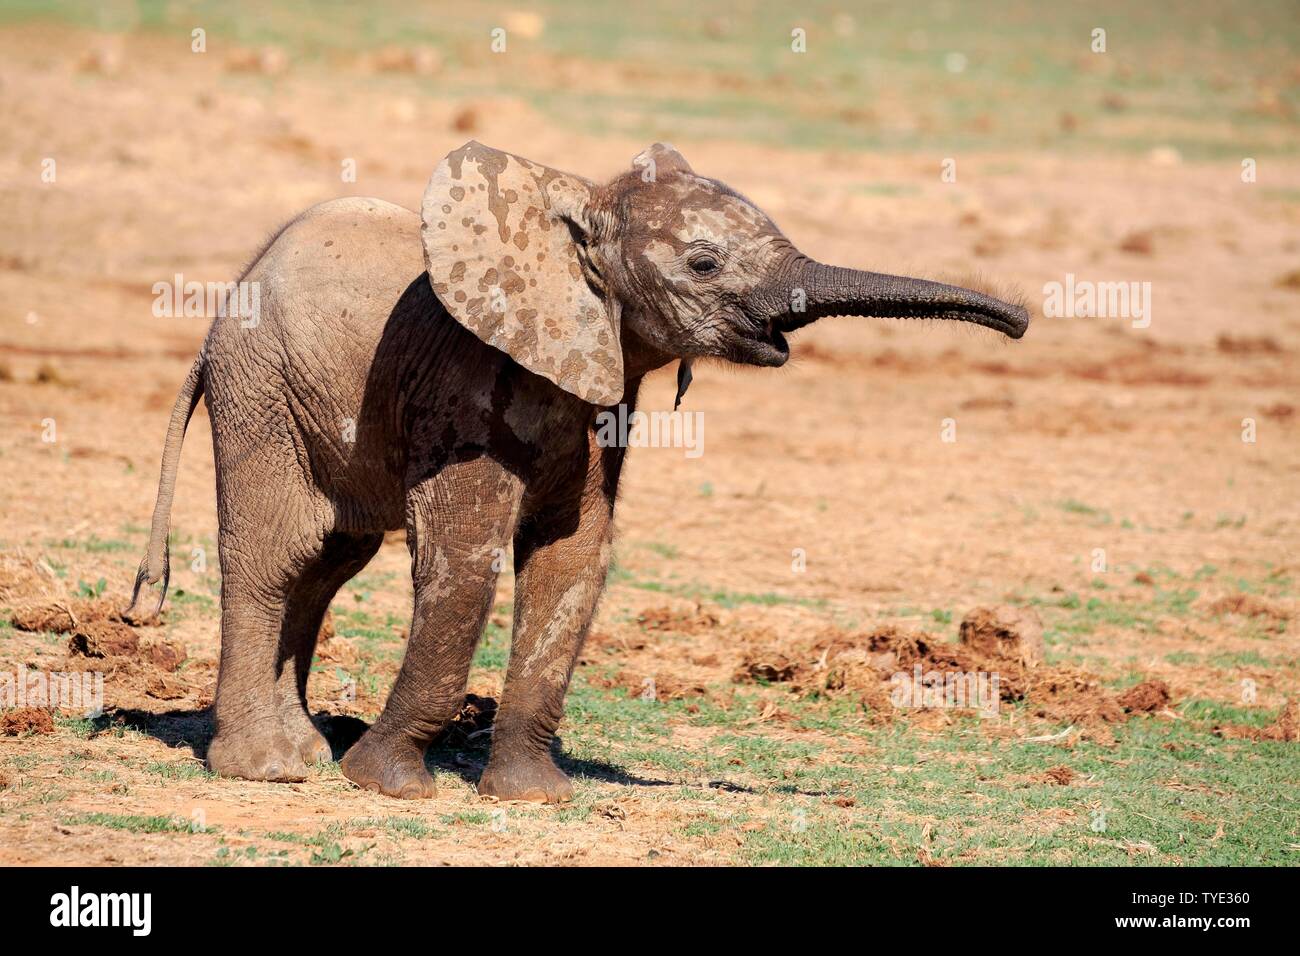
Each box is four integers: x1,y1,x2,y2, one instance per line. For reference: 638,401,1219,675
207,722,311,782
478,753,574,804
339,731,436,799
281,707,334,765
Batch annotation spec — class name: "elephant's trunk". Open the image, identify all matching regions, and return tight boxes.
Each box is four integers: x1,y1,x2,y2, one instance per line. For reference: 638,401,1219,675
756,256,1030,340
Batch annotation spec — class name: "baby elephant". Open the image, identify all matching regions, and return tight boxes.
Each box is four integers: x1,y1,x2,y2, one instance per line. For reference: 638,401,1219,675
129,141,1028,802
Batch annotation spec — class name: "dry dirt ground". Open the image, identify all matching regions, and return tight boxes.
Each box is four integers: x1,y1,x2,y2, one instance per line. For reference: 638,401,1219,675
1,21,1297,866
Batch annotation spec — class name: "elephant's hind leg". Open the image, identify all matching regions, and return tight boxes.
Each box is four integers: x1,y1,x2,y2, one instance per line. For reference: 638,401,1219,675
206,562,307,781
276,532,383,765
207,520,336,783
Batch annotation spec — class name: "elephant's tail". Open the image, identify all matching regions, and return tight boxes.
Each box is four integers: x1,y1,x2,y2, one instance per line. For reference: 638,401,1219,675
126,351,206,619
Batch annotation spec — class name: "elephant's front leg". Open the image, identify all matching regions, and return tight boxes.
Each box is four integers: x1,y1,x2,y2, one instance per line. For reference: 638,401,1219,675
340,460,521,799
479,442,620,803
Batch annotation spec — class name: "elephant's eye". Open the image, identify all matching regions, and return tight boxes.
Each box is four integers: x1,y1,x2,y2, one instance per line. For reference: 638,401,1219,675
689,255,720,276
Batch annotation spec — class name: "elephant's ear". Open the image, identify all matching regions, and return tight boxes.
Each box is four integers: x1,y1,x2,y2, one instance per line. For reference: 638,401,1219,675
421,141,623,405
631,142,694,179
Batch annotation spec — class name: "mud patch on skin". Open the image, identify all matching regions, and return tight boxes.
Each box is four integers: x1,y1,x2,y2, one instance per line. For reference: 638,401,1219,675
522,579,595,676
422,141,623,404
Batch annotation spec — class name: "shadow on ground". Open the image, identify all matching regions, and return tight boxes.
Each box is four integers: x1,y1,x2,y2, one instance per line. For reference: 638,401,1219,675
98,706,829,797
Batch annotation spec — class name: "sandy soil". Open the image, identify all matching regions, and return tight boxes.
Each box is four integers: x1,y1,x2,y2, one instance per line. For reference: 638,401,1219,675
1,24,1297,866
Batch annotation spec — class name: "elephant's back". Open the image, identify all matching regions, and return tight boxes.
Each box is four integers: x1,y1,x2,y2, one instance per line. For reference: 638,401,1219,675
207,196,428,403
257,196,424,338
203,197,430,530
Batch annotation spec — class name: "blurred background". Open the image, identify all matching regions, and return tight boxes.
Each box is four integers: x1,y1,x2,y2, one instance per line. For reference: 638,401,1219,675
4,0,1297,345
5,0,1298,155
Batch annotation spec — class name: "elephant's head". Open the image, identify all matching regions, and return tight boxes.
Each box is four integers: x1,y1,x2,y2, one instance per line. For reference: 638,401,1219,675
422,141,1029,405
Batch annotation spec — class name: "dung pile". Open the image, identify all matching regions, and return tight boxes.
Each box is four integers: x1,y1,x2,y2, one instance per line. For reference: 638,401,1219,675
1214,700,1299,743
7,596,194,705
10,597,161,660
734,605,1174,739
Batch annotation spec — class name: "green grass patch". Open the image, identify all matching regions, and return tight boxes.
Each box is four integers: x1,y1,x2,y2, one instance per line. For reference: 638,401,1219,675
350,815,442,839
144,760,215,781
64,812,202,834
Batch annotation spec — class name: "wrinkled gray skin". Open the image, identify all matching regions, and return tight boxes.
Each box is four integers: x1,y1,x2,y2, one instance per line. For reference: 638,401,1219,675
130,143,1028,802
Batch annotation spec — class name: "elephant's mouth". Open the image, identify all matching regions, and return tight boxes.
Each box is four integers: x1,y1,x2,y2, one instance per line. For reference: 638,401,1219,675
726,316,790,367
